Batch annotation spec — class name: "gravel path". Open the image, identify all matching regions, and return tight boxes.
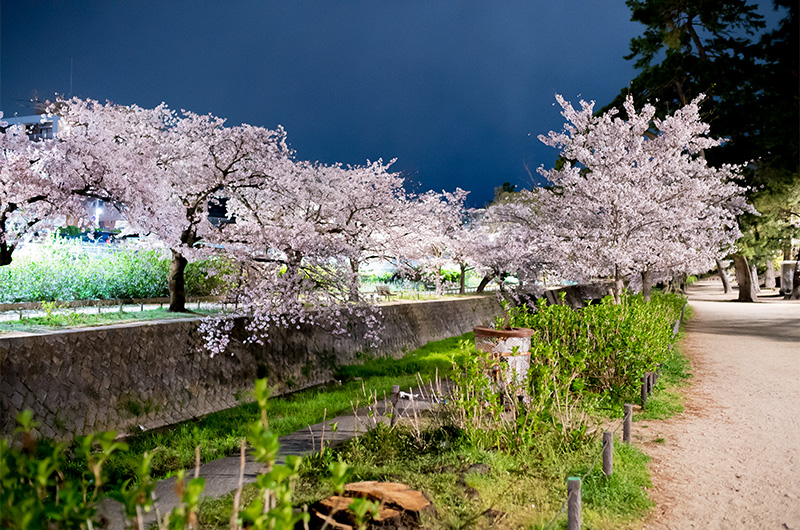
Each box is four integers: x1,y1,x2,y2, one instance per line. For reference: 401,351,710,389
643,279,800,529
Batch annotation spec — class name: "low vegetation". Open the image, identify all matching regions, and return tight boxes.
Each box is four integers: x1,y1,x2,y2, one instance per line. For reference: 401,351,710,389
0,307,218,334
1,293,691,529
0,235,231,303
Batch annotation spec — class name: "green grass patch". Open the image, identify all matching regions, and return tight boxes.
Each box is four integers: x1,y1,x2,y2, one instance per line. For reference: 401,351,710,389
0,308,218,333
98,333,472,490
634,320,692,422
336,333,469,380
197,425,654,529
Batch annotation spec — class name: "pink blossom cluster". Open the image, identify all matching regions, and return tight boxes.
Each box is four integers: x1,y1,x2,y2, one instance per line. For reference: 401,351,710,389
2,98,465,355
477,94,753,299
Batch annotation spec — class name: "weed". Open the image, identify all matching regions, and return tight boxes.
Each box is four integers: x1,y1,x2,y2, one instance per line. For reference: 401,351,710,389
301,360,314,378
119,395,154,418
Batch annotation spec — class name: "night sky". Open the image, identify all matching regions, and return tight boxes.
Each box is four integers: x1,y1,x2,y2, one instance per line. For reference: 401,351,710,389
1,1,784,206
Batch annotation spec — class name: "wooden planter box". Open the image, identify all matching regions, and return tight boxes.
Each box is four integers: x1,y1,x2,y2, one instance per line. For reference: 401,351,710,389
473,326,535,396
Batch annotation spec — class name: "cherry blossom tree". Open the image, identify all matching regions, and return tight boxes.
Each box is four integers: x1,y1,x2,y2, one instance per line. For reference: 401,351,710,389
532,93,751,302
51,98,290,312
313,159,410,302
0,114,73,267
480,94,752,303
476,190,570,294
392,188,469,296
200,159,395,355
142,111,289,312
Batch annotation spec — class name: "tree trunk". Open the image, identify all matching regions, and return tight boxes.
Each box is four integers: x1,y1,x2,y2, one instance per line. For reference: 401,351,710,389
612,266,623,304
0,243,13,267
168,250,189,312
434,266,442,296
349,257,361,302
789,250,800,300
750,264,760,292
733,254,758,302
715,258,730,293
641,270,652,302
764,260,776,289
459,262,467,295
477,274,494,293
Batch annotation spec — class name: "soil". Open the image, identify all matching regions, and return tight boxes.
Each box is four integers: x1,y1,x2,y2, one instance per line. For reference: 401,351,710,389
642,279,800,529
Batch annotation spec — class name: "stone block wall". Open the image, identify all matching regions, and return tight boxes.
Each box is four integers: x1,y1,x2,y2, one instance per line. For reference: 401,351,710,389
0,296,501,439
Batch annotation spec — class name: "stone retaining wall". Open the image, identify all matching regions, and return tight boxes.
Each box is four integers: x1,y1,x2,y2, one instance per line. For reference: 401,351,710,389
0,296,501,439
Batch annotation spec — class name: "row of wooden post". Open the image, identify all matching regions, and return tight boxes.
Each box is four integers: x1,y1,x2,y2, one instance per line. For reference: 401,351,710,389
640,366,661,408
566,404,634,529
567,313,683,528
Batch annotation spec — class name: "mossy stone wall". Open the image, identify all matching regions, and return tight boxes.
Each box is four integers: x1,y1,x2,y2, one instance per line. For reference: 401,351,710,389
0,296,501,439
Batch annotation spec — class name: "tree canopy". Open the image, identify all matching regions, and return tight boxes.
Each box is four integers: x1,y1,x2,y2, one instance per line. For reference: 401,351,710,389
605,0,799,293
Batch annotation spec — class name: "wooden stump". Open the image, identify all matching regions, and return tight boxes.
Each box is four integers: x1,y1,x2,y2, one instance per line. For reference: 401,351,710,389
310,481,434,529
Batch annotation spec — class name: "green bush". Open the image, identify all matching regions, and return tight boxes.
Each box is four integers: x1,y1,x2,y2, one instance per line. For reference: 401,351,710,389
0,236,232,302
502,292,685,406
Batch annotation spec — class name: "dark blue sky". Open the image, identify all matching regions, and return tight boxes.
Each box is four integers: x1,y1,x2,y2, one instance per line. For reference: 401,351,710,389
1,1,784,206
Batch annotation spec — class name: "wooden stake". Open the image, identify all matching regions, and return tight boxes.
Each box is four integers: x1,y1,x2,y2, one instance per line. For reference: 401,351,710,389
603,431,613,476
641,374,648,408
390,385,400,427
567,477,581,530
229,439,246,530
623,404,633,444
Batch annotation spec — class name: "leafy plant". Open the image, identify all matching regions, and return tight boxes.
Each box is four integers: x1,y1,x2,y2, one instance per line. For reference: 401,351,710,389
0,410,128,529
0,235,232,303
500,292,684,406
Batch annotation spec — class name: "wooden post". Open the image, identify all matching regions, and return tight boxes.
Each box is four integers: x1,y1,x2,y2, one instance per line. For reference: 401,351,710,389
648,372,654,394
567,477,581,530
140,302,144,312
623,404,632,444
641,374,648,408
603,431,613,476
390,385,400,427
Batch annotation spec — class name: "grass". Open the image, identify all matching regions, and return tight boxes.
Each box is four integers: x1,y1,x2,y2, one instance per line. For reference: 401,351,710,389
197,302,693,528
634,317,693,422
197,425,655,529
97,333,471,490
0,308,218,333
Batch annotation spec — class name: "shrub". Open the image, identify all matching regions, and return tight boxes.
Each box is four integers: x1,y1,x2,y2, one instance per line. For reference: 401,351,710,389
501,292,685,406
0,236,232,302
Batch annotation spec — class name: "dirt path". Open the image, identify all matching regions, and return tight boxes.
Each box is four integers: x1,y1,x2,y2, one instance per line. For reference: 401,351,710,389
642,279,800,529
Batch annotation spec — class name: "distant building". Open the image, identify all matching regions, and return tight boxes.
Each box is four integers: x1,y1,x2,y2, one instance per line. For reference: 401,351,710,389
1,114,60,141
2,113,230,230
0,114,124,229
